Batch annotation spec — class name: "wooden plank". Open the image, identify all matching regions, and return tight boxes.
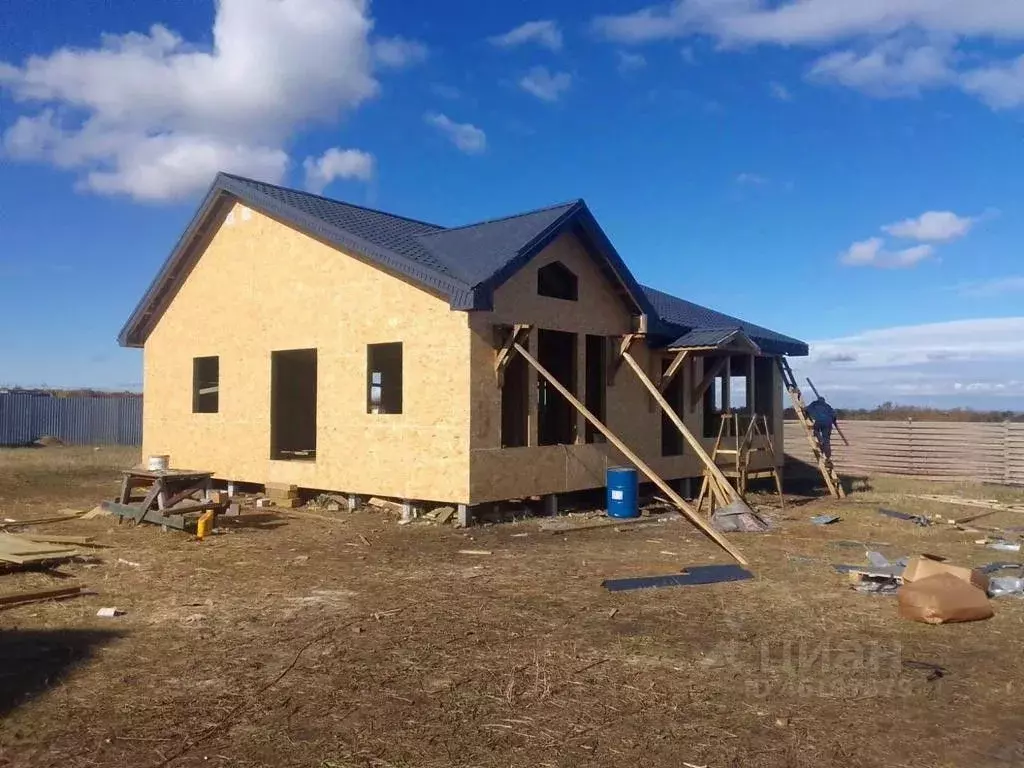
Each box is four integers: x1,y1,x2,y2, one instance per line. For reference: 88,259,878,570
608,334,639,385
691,356,728,409
162,480,209,510
18,534,95,546
0,513,83,529
0,585,86,608
622,351,739,507
658,350,690,394
494,323,531,384
511,342,747,566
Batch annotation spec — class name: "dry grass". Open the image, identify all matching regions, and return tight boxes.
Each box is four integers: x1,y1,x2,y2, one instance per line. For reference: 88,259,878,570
1,450,1024,767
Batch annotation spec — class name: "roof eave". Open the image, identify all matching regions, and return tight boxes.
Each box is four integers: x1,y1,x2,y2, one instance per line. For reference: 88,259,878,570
119,173,475,348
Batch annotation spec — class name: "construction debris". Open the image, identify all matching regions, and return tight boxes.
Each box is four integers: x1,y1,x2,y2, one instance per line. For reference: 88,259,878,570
97,607,125,618
367,497,403,512
987,540,1021,552
0,585,88,608
18,534,95,546
710,501,771,533
811,514,841,526
0,532,80,566
878,507,931,527
0,511,84,529
989,577,1024,597
898,573,994,625
834,552,907,594
80,505,111,520
458,549,493,556
601,564,754,592
909,494,1024,516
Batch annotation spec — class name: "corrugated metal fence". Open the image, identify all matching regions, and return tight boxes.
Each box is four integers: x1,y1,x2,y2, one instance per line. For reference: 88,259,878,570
0,392,142,446
785,420,1024,486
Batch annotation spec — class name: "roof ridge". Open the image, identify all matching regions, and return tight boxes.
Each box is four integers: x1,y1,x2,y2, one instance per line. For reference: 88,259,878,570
425,198,583,235
218,172,444,230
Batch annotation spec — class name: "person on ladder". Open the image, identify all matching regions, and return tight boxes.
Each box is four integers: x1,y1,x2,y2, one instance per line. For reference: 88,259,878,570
805,396,838,463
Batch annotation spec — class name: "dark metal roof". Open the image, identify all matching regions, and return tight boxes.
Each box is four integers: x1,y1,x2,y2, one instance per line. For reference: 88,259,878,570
643,286,808,356
667,328,749,350
119,173,808,356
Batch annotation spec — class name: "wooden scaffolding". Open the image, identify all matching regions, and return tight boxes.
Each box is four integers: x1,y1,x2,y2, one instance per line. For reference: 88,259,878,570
696,412,784,514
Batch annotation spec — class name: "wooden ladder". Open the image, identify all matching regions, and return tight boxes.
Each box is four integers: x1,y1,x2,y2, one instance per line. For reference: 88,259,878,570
777,357,846,498
696,413,785,513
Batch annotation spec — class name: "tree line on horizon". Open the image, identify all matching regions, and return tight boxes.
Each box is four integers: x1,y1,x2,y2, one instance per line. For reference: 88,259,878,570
786,401,1024,423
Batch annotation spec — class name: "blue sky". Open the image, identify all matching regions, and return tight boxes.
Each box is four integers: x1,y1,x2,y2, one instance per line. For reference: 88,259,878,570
2,0,1023,407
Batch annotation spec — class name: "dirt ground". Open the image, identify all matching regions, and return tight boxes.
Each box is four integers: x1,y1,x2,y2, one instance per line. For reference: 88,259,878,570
2,447,1024,768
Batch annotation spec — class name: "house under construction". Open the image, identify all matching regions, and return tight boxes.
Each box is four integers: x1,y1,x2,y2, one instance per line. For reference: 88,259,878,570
119,173,810,527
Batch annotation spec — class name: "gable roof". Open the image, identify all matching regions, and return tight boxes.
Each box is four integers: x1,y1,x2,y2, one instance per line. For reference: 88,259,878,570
119,173,807,357
666,328,761,353
643,286,807,356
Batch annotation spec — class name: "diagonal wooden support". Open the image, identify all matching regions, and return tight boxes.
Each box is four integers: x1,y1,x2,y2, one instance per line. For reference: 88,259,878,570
607,333,640,385
512,342,747,565
659,350,690,394
691,356,729,410
494,324,531,386
620,351,740,508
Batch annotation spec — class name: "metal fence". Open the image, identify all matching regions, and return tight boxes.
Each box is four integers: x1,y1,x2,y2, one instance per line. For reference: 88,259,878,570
785,420,1024,486
0,392,142,447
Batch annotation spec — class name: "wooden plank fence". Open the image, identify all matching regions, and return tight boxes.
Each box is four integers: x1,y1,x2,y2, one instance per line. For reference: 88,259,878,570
784,420,1024,486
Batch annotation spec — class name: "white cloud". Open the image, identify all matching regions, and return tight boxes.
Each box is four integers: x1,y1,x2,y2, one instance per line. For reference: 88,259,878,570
488,20,563,51
424,112,487,154
883,210,974,242
519,66,572,101
961,55,1024,109
796,317,1024,407
372,36,429,69
589,1,1024,109
302,147,374,193
617,50,648,72
593,0,1024,46
808,41,952,96
840,237,935,268
736,172,768,185
958,276,1024,298
0,0,388,202
430,83,462,100
769,80,793,101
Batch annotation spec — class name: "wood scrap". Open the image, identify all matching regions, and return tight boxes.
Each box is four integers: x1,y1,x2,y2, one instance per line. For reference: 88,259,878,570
0,512,84,529
283,509,346,524
910,494,1024,515
541,516,657,534
435,506,457,525
0,585,87,608
458,549,493,556
18,534,96,546
80,505,111,520
0,532,80,565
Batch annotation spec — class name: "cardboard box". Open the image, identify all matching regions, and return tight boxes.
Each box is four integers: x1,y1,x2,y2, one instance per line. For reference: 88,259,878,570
901,555,990,592
898,573,994,625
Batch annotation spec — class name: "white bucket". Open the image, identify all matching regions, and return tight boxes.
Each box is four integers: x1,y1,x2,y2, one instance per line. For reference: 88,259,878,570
147,454,170,472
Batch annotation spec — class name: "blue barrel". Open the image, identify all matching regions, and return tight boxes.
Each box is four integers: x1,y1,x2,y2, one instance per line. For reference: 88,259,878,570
606,467,640,519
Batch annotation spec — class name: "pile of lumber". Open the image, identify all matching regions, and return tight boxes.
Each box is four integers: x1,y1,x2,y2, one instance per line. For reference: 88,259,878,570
265,483,301,509
0,532,80,566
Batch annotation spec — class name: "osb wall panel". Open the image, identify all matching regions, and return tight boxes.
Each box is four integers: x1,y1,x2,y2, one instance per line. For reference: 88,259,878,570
143,201,472,502
468,231,719,503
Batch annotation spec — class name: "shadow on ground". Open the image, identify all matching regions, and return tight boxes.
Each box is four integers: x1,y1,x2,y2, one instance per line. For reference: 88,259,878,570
0,628,122,717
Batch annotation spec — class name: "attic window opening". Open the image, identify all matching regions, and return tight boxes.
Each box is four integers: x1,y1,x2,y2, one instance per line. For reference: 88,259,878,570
367,343,403,414
192,356,219,414
537,261,578,301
